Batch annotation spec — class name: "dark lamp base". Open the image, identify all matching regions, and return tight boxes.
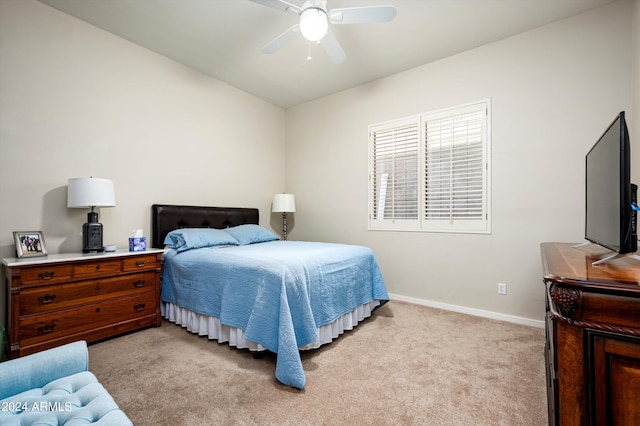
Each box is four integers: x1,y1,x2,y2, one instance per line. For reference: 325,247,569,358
82,221,104,253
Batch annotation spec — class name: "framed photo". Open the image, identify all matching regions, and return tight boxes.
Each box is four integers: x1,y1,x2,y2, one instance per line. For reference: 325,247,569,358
13,231,48,258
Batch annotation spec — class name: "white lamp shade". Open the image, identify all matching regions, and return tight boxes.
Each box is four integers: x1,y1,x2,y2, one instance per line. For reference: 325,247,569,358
67,177,116,208
299,7,328,42
272,193,296,213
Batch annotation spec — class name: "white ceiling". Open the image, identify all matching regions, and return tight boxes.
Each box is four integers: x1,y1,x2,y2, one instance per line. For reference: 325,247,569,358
38,0,616,109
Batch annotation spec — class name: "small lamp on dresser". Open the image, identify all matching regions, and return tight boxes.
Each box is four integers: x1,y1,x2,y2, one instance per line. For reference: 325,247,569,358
272,193,296,240
67,177,116,253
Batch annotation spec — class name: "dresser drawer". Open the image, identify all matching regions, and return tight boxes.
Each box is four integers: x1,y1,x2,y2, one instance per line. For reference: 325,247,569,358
20,265,73,286
580,291,640,330
123,254,158,272
73,260,122,278
19,292,157,346
19,271,156,315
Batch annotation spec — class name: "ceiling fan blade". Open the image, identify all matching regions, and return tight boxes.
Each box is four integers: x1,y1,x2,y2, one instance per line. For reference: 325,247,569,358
248,0,300,15
262,24,300,54
319,28,346,64
329,6,397,24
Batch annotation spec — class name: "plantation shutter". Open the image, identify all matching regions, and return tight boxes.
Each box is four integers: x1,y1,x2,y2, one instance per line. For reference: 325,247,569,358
423,103,488,232
368,100,490,234
369,118,420,229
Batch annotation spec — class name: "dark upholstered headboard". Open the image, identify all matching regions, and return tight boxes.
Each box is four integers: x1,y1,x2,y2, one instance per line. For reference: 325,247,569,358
151,204,260,248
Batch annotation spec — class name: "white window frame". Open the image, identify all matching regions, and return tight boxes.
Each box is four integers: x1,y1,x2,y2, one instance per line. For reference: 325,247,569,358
368,99,491,234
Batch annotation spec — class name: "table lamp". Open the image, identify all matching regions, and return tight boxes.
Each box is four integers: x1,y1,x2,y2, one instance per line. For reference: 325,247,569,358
67,177,116,253
272,193,296,240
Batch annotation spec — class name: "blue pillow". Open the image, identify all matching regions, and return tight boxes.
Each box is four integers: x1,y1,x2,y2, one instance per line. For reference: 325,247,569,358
223,224,279,245
164,228,239,252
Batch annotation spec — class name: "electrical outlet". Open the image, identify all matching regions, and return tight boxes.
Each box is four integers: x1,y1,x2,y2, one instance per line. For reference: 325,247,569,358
498,282,507,295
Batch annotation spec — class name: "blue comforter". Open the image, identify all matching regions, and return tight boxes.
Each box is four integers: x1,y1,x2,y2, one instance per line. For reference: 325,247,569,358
161,240,388,389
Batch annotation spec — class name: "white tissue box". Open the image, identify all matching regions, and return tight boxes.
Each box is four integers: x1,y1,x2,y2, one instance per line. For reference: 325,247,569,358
129,237,146,252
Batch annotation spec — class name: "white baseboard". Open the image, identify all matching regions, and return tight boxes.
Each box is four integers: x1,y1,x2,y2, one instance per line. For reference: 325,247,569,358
388,293,545,329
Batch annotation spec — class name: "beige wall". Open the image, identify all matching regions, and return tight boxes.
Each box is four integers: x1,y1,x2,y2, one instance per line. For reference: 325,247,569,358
0,0,287,254
285,0,634,324
0,1,286,323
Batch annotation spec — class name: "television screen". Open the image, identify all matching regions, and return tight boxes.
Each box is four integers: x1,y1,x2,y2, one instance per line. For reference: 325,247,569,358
585,111,636,256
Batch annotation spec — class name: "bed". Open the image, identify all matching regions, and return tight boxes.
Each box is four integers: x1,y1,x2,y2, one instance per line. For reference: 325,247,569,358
152,204,389,389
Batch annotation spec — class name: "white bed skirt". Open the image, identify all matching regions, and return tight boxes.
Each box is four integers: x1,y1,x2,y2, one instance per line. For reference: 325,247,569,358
161,300,381,351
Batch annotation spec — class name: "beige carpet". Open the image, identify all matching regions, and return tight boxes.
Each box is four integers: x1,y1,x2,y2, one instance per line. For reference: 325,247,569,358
88,301,547,425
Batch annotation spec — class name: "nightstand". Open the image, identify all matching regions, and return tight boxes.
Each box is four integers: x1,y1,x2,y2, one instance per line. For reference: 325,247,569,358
2,249,163,359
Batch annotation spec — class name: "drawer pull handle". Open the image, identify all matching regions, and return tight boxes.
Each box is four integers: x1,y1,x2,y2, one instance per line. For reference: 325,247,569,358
96,265,101,270
96,307,101,313
37,323,56,334
135,261,146,267
38,271,55,280
95,283,101,291
134,303,146,312
133,280,145,288
38,294,56,305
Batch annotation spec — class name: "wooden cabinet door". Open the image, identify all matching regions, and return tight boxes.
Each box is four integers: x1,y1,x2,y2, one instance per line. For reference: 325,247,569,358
591,333,640,426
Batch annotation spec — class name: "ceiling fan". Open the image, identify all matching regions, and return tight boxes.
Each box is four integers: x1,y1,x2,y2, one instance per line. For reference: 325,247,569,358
249,0,397,64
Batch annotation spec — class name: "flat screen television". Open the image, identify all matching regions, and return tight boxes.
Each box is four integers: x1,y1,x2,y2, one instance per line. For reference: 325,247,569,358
584,111,637,264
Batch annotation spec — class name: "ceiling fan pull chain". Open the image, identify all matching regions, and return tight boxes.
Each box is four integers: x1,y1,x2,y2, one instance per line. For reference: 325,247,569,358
307,41,312,61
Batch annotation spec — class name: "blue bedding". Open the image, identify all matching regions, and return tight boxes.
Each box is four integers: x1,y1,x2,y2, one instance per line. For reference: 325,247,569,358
161,240,388,389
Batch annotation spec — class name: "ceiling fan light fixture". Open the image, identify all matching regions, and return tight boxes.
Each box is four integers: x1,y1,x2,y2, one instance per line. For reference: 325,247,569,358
299,7,328,42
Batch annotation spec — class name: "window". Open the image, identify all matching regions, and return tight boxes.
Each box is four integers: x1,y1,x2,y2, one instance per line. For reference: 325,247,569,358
368,100,491,233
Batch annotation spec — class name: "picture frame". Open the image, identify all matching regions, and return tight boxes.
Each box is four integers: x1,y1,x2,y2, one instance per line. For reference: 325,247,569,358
13,231,48,258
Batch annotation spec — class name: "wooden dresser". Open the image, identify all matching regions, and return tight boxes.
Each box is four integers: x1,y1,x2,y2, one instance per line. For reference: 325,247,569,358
3,249,163,358
542,242,640,426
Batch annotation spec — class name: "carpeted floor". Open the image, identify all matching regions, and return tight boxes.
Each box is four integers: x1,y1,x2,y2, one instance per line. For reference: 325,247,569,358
88,301,547,425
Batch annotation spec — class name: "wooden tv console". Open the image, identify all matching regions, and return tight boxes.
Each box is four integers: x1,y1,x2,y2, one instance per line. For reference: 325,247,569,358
542,242,640,425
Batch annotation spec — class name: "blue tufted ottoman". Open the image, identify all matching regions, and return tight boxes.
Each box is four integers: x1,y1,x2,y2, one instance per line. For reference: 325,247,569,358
0,341,132,425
